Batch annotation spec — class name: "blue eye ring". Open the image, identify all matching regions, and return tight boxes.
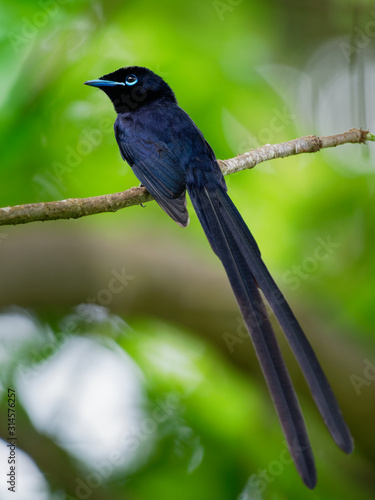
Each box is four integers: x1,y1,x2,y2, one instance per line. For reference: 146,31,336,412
125,74,137,86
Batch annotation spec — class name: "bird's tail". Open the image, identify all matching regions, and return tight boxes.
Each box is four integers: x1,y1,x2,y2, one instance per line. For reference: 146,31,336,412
188,175,353,488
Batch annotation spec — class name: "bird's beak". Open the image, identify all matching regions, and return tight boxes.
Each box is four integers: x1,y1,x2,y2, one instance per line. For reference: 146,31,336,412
84,79,125,87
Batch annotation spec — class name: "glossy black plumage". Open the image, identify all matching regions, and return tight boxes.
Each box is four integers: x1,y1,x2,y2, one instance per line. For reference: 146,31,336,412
85,66,353,488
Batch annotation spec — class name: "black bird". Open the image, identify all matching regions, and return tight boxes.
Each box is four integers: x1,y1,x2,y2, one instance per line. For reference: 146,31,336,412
85,66,353,488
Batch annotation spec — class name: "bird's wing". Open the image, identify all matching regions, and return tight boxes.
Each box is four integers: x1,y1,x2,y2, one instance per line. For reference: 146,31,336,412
115,120,189,227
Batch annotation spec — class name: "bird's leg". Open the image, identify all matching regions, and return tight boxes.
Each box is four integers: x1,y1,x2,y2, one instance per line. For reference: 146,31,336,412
138,182,146,207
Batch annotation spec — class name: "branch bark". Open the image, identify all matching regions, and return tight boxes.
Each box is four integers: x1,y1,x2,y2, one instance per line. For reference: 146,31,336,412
0,128,370,227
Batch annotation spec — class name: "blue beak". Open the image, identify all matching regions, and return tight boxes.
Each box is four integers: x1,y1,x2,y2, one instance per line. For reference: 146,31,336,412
84,79,125,87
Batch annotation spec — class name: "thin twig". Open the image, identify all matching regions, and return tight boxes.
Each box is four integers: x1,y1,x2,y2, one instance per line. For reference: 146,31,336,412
0,128,370,227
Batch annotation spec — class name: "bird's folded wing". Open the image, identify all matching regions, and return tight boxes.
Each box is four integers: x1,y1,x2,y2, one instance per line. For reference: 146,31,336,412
115,129,189,227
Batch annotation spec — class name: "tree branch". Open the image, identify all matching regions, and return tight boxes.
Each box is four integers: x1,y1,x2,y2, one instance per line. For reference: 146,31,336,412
0,128,371,227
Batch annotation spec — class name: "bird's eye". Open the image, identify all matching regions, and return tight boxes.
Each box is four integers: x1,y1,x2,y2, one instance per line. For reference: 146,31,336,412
125,74,138,86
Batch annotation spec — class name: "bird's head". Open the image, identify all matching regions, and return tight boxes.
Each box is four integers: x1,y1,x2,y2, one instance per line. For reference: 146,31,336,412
84,66,176,113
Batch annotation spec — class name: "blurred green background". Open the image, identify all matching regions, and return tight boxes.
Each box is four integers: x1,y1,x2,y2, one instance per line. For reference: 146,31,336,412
1,0,375,499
